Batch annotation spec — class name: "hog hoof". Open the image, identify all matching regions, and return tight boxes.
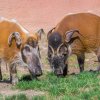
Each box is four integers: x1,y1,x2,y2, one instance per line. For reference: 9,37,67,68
0,76,2,80
97,66,100,71
11,77,19,85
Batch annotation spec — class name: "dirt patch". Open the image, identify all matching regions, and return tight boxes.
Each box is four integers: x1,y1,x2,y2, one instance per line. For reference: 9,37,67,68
0,82,11,90
0,89,45,97
0,83,45,99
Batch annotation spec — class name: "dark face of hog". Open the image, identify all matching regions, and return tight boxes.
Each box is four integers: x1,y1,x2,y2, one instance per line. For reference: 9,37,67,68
47,29,81,76
21,28,45,78
21,43,42,78
48,32,68,76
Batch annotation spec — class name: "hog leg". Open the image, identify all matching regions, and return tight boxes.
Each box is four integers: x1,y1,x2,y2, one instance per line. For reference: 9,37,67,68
95,48,100,71
63,64,68,76
77,53,85,72
0,59,2,80
97,55,100,71
10,63,18,85
63,60,68,76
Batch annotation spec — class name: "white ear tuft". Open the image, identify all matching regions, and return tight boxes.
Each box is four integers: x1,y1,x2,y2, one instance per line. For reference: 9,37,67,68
37,29,45,40
68,45,72,56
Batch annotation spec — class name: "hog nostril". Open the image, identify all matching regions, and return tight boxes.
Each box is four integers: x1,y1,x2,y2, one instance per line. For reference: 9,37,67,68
36,70,42,76
54,69,63,76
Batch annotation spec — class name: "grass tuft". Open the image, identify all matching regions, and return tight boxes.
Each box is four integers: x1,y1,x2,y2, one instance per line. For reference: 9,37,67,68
5,94,28,100
32,95,46,100
16,71,100,99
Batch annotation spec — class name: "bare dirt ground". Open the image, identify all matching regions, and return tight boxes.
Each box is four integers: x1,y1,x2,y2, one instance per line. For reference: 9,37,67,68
0,0,100,97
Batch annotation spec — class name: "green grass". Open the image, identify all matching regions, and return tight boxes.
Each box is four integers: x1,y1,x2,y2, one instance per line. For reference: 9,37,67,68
15,71,100,100
5,94,28,100
32,95,46,100
0,94,3,100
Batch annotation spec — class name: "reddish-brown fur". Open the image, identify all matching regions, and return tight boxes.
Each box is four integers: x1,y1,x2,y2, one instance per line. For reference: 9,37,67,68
0,18,42,84
0,19,26,61
54,13,100,54
48,13,100,75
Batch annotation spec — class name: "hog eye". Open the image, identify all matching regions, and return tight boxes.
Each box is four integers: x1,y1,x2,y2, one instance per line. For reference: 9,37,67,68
48,47,52,55
60,54,64,58
24,46,31,52
62,46,68,53
48,50,52,58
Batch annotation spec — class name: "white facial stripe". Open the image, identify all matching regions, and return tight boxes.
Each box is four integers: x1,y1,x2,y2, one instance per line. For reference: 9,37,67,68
57,43,64,55
48,45,54,55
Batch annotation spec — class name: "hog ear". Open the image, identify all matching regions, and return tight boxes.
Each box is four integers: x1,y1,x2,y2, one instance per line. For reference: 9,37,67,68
8,32,22,49
36,29,45,40
47,27,56,39
65,30,81,44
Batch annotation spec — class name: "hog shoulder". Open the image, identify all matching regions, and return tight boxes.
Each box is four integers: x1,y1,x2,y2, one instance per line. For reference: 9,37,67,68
55,13,100,53
0,18,28,61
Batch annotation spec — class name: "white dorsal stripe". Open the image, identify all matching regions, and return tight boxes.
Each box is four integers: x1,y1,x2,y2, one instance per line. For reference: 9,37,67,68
16,22,29,35
67,13,74,15
65,13,74,16
0,17,29,35
87,10,93,12
11,19,17,22
11,19,29,35
0,17,9,21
